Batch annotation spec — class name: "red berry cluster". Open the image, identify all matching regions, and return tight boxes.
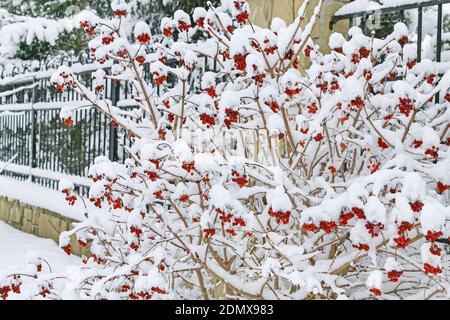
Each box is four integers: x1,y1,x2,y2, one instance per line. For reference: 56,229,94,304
369,287,381,296
424,146,439,159
39,285,52,298
179,194,189,203
216,208,247,237
425,230,443,243
177,20,191,32
63,244,72,255
316,81,328,93
253,72,266,86
224,108,239,129
352,207,366,219
181,161,195,174
319,220,337,233
444,92,450,102
398,35,408,46
349,96,364,110
195,16,205,28
423,262,442,276
394,236,410,249
437,182,449,194
102,32,114,45
63,117,74,127
80,21,96,36
231,170,248,188
377,137,389,150
284,86,301,98
89,196,102,208
136,33,151,44
339,211,354,226
304,45,314,58
1,282,21,300
394,220,413,249
163,27,173,38
204,228,216,238
61,188,77,206
330,80,340,91
412,139,423,149
352,243,369,251
302,223,318,232
113,9,127,17
398,98,414,117
152,72,167,86
262,41,278,56
268,207,291,225
387,270,403,282
409,200,423,213
233,53,248,71
200,113,216,127
136,55,145,64
365,222,384,237
368,161,381,174
265,100,280,113
235,11,249,24
406,59,417,69
204,86,217,98
307,102,318,114
313,133,324,142
363,70,372,81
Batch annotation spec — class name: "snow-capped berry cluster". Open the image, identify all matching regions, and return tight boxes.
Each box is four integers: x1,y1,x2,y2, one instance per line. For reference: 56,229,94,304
58,179,77,206
4,0,450,300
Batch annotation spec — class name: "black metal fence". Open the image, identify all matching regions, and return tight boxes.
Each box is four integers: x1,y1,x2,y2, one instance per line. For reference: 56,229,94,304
0,56,216,196
330,0,450,65
330,0,450,106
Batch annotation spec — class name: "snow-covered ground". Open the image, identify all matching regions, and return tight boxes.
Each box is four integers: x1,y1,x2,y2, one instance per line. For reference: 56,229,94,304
0,221,80,299
0,221,79,271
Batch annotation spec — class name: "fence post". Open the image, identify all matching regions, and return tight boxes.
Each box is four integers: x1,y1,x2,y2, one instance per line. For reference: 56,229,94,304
435,3,443,104
30,79,38,182
109,79,119,162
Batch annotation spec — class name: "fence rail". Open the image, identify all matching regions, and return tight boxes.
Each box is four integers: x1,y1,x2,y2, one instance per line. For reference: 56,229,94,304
0,57,215,196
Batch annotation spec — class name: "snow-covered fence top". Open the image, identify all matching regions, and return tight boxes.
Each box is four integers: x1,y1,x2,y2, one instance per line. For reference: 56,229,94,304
0,60,113,87
335,0,449,18
0,53,93,80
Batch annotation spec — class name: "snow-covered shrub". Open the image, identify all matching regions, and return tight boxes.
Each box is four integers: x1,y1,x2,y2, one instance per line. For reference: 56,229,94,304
2,0,450,300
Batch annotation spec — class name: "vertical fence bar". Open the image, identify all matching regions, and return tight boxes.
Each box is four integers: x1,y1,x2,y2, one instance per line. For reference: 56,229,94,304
417,7,423,62
30,79,38,182
436,3,443,103
109,79,119,162
436,4,443,63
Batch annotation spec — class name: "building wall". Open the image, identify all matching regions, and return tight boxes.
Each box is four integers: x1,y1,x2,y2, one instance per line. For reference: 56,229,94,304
247,0,349,53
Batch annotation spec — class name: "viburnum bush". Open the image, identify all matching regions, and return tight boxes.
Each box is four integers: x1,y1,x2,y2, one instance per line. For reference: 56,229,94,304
2,0,450,300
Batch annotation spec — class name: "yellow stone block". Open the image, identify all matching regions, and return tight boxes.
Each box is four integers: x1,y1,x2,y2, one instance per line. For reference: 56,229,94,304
9,201,24,225
0,197,11,222
37,210,62,243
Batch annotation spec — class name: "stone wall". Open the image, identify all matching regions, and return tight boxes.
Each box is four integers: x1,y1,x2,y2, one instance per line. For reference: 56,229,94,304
0,196,89,257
